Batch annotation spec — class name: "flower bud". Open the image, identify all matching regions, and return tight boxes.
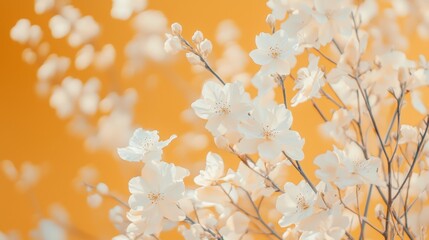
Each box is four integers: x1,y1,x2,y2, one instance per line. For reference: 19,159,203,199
96,182,109,195
199,39,212,57
186,52,204,66
192,30,204,44
375,203,384,220
171,22,182,36
164,34,182,54
266,14,275,29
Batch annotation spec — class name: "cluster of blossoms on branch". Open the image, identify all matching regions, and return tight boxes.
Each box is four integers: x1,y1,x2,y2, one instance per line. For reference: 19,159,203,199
5,0,429,239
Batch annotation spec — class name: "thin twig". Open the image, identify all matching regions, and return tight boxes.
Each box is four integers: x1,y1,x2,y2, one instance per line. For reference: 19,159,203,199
283,152,317,193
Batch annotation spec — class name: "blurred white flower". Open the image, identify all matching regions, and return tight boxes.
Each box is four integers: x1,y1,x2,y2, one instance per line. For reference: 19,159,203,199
37,54,70,84
133,10,167,33
75,44,95,70
94,44,116,70
312,0,352,45
35,0,55,14
68,16,100,47
49,77,100,118
298,205,349,240
216,20,240,45
10,19,42,45
320,108,354,143
399,125,419,144
111,0,147,20
219,212,250,239
49,15,71,39
180,224,211,240
1,161,42,192
87,193,103,208
117,128,176,162
31,219,66,240
315,143,385,189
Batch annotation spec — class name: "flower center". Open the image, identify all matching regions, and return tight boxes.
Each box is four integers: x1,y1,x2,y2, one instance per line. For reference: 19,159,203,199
262,125,277,139
147,192,164,204
214,101,231,115
142,137,154,150
352,159,367,172
269,46,281,59
296,193,310,211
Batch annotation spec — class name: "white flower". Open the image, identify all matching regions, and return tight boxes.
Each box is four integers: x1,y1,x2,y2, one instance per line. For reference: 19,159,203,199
194,152,233,187
117,128,176,162
398,124,418,144
127,161,188,235
35,0,55,14
320,108,354,143
109,205,129,232
1,161,42,192
68,16,100,47
86,89,137,150
31,219,66,240
199,39,213,58
75,44,95,70
111,0,147,20
10,19,42,45
94,44,116,70
266,0,303,20
37,54,70,84
234,160,275,199
164,34,182,54
315,144,385,189
298,205,349,240
171,22,182,36
180,224,211,240
280,4,320,49
291,54,325,107
133,10,167,33
191,81,252,136
338,144,384,188
49,77,100,118
276,180,317,227
312,0,352,45
49,15,71,39
249,30,298,75
87,193,103,208
237,104,304,161
219,211,250,239
314,148,343,184
215,20,239,45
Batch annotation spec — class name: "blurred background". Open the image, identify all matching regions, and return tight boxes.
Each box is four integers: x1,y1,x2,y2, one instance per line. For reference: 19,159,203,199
1,0,429,239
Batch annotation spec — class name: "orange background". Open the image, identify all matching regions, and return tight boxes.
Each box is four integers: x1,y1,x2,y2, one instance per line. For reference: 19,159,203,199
1,0,428,239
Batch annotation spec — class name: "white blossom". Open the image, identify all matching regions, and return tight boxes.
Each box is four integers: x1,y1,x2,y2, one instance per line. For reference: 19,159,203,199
276,180,317,227
291,54,325,107
192,81,252,136
117,128,176,162
111,0,147,20
127,161,188,235
237,104,304,161
249,30,298,75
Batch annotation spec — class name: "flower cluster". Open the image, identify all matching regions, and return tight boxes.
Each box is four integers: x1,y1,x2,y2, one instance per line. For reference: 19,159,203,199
6,0,429,239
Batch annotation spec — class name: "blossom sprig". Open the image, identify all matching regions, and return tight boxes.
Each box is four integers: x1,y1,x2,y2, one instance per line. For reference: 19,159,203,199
8,0,429,239
165,23,225,85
